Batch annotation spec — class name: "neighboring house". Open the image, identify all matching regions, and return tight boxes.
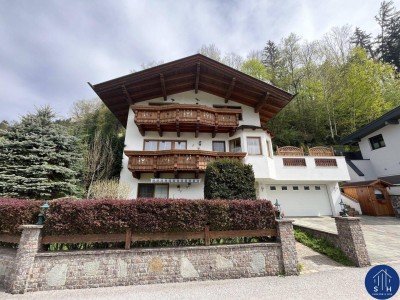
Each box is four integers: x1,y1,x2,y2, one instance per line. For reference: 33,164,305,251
341,105,400,216
90,54,350,217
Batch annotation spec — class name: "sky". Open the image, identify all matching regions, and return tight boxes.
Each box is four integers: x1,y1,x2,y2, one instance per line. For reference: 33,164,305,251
0,0,387,122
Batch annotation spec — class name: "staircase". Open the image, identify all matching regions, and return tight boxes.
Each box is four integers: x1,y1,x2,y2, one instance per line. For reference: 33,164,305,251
343,204,360,217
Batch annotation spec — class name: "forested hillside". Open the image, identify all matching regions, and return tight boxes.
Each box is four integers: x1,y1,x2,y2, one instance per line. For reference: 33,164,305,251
199,1,400,147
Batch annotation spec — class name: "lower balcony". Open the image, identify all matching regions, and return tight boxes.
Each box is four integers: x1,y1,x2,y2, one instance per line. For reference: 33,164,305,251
124,150,247,179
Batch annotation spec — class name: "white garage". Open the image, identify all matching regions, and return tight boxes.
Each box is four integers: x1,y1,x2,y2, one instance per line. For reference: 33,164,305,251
265,184,333,217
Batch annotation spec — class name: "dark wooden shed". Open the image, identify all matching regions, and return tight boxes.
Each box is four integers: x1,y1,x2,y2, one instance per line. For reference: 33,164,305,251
341,180,395,216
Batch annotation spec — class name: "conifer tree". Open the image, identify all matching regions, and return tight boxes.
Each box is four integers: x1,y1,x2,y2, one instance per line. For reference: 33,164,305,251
0,106,81,199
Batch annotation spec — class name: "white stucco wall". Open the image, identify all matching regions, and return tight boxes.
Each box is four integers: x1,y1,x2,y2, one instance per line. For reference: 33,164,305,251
272,156,350,181
358,121,400,177
119,89,349,216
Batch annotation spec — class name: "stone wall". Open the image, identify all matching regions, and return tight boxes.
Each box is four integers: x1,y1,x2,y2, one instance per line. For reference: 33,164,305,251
294,217,370,268
24,243,283,292
293,224,340,248
390,195,400,217
0,248,17,288
2,220,299,294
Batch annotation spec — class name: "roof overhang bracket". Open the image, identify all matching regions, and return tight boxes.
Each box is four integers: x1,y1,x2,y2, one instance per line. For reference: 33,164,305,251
122,85,134,105
255,92,270,113
160,74,167,101
224,77,236,103
195,63,201,94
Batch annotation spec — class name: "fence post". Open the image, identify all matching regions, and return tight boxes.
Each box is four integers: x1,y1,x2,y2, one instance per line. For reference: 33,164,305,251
204,226,210,246
125,229,132,250
276,220,299,275
7,225,43,294
334,217,370,267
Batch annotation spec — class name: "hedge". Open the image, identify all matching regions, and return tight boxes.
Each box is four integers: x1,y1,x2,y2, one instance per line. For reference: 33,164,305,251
0,198,42,234
204,159,256,200
0,198,276,236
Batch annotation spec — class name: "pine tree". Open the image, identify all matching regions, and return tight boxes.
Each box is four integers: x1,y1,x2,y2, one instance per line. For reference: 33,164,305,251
350,27,374,58
0,107,81,199
262,40,281,85
375,1,400,69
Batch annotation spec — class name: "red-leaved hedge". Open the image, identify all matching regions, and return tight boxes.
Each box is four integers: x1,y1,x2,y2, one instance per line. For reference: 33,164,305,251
0,198,42,234
0,198,276,235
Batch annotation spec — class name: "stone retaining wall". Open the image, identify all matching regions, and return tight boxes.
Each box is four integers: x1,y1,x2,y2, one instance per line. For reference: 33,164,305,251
390,195,400,217
0,248,17,288
292,224,340,248
294,217,370,267
26,243,282,292
2,220,299,294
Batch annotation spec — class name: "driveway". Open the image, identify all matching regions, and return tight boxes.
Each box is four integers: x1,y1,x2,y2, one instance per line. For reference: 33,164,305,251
292,216,400,265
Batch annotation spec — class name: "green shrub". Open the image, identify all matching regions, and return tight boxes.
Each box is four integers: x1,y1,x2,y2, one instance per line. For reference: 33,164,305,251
204,158,256,200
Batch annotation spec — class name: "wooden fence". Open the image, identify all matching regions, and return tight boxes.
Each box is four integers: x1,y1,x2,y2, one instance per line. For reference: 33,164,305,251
0,227,278,250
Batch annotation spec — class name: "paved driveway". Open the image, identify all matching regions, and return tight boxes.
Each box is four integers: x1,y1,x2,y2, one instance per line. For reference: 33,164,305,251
292,216,400,265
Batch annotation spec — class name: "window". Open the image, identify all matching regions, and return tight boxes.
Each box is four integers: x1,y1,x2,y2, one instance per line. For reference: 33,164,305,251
369,134,385,150
304,186,310,190
138,184,169,198
212,141,226,152
159,141,172,150
229,138,242,152
213,105,242,120
315,186,321,190
282,186,288,190
293,186,299,190
266,140,272,158
247,137,262,155
374,189,384,200
144,140,187,151
174,141,187,150
270,186,276,190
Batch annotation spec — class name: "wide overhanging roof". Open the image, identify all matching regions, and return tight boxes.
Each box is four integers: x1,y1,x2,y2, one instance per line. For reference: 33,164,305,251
89,54,294,127
340,105,400,144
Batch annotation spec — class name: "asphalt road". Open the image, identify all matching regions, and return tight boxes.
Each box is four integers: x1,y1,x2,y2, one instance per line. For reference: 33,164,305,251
2,263,399,300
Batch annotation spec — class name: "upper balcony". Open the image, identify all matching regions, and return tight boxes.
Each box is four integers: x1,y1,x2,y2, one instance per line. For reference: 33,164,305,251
132,104,241,137
124,149,246,179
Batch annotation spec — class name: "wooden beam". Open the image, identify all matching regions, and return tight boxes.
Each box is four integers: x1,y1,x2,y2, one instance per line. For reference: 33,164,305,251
121,85,134,105
160,74,167,101
195,63,201,94
224,77,236,103
254,92,270,113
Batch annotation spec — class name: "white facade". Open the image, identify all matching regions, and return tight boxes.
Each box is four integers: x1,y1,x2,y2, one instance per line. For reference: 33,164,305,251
120,90,350,216
346,117,400,195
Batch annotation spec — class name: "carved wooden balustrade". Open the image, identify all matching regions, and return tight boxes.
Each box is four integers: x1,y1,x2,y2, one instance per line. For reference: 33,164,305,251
132,104,241,137
124,150,246,179
308,146,334,156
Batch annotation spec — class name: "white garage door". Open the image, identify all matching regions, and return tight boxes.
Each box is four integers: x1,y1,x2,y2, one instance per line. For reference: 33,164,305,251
265,184,332,217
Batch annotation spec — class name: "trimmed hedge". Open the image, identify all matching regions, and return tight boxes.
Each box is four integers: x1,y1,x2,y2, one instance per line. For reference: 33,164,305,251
0,198,42,234
0,198,276,235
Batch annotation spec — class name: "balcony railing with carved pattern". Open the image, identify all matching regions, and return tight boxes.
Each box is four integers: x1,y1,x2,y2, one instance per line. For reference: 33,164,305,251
308,146,334,156
132,104,241,137
124,150,247,179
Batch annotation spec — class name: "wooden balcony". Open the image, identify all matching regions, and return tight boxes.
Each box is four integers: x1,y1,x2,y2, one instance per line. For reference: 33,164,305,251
132,104,241,137
124,150,246,179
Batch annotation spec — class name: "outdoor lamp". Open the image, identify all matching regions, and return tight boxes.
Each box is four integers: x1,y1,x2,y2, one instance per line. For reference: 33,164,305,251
339,199,349,217
274,199,282,220
36,201,50,225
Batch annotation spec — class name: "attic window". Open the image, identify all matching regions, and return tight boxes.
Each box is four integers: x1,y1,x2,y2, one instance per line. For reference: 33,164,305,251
369,134,385,150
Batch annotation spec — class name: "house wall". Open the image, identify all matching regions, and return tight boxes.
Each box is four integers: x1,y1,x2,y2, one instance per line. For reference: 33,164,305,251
358,121,400,178
346,159,376,182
